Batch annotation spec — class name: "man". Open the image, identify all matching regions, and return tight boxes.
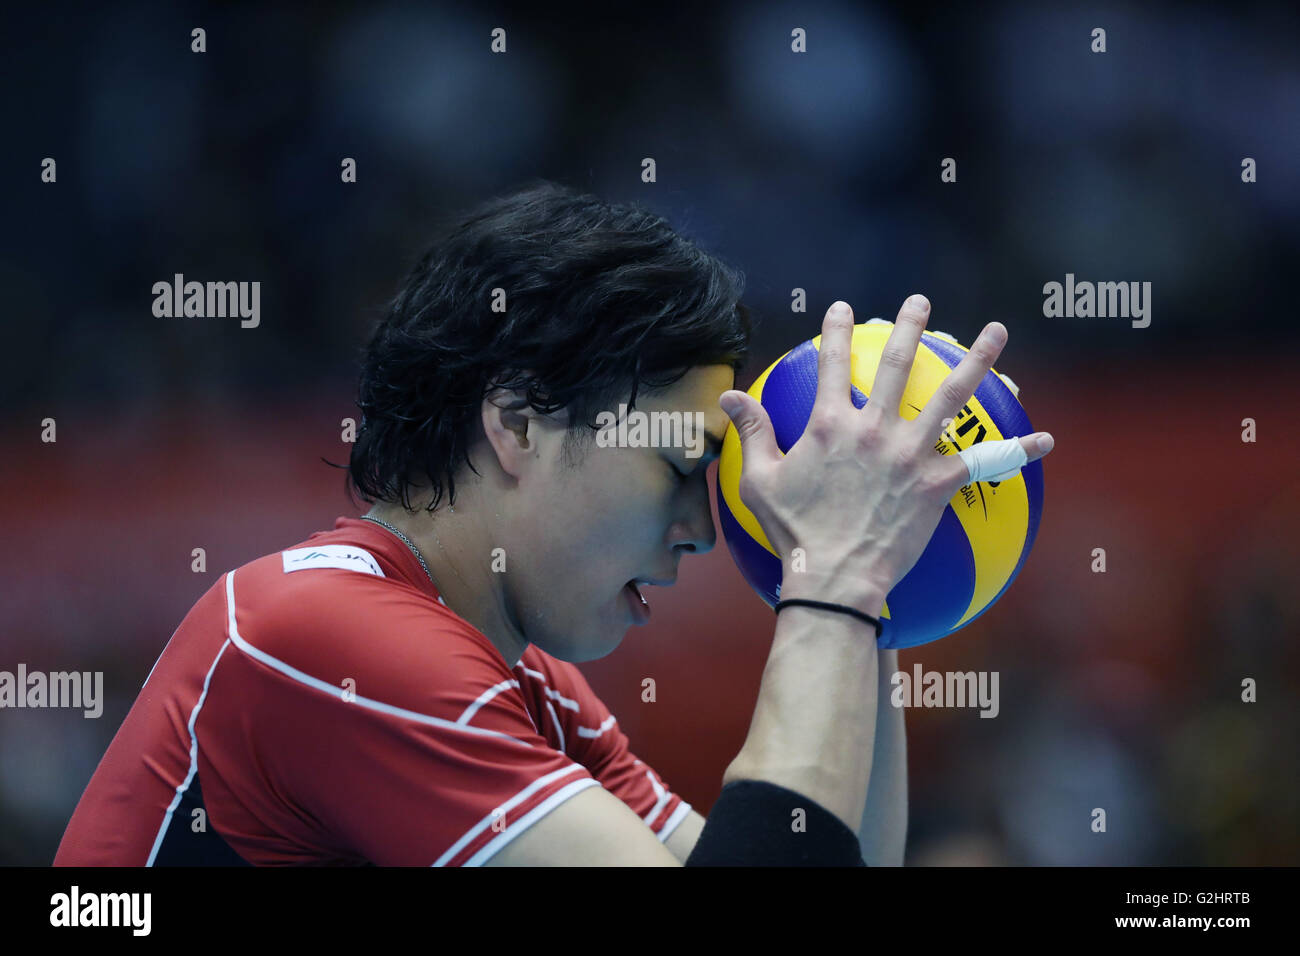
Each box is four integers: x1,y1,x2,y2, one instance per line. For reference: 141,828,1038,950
55,181,1052,865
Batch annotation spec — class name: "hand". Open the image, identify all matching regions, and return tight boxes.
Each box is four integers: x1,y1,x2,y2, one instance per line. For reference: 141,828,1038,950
718,296,1054,613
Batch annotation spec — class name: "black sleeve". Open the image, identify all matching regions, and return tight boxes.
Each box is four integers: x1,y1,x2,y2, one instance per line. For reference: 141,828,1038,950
684,779,867,866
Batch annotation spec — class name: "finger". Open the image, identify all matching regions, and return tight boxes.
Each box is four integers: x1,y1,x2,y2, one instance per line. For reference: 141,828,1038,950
719,390,781,470
811,301,855,416
913,321,1008,441
868,294,930,416
952,433,1054,486
1021,432,1054,462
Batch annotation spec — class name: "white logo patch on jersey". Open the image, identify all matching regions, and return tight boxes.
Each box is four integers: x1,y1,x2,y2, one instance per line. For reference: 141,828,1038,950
281,545,385,577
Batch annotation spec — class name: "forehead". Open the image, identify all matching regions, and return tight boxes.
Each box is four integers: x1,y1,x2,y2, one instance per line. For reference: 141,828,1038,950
637,365,734,430
624,361,738,460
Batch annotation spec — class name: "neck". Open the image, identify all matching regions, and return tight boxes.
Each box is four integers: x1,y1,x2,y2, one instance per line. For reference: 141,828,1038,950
364,498,527,668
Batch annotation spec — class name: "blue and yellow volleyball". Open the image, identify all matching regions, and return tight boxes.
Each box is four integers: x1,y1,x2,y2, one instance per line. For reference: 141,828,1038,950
716,320,1045,649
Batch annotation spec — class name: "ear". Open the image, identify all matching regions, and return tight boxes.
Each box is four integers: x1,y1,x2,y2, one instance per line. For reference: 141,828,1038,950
480,387,566,480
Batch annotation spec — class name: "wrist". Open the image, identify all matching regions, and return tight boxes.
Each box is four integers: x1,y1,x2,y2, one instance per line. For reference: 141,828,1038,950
779,568,888,618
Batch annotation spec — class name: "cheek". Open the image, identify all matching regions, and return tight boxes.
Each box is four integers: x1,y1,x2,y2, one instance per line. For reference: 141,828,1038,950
564,467,669,559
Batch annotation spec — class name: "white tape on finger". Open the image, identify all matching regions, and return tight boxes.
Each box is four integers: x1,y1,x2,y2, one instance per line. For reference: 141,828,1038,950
958,437,1028,483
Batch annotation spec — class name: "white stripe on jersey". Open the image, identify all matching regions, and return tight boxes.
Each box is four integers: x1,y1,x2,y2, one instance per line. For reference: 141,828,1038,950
433,765,597,866
576,713,617,739
457,679,523,725
544,700,567,754
223,570,536,748
642,770,672,827
514,662,581,713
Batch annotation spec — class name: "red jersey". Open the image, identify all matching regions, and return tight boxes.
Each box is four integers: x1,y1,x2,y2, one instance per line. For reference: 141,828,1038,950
54,517,690,865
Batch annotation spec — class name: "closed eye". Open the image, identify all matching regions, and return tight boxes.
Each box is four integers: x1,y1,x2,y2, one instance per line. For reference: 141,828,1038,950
669,450,718,481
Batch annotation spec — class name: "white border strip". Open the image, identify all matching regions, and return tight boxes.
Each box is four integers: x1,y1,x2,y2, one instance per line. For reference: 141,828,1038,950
146,637,232,866
142,624,182,689
433,764,595,866
656,801,693,843
461,777,603,867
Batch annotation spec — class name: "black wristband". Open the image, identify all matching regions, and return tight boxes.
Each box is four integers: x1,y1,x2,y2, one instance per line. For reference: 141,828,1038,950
684,780,867,867
774,598,883,640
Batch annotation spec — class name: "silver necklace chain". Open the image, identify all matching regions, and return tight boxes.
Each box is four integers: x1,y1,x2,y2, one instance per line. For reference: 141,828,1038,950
359,514,436,588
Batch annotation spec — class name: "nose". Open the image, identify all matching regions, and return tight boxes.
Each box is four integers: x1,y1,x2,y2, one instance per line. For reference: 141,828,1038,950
670,481,718,557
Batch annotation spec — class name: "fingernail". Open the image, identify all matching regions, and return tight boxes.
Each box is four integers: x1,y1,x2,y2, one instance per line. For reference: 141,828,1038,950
830,301,851,315
908,294,930,313
1037,433,1054,453
719,392,742,416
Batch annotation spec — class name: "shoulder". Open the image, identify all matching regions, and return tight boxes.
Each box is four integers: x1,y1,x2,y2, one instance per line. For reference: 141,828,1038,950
220,546,514,719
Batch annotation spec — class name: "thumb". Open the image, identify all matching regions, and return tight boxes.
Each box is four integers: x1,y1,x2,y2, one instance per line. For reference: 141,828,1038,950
720,390,781,469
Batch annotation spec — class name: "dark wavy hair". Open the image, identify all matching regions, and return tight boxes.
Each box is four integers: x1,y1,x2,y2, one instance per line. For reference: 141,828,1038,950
346,180,752,513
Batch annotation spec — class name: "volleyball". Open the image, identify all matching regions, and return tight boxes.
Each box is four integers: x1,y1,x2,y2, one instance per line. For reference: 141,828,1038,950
716,320,1045,649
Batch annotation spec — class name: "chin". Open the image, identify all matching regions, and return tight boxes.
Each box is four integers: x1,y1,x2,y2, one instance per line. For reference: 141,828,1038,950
536,628,624,664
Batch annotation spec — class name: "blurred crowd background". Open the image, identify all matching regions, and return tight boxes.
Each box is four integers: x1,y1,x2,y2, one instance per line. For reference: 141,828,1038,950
2,0,1297,865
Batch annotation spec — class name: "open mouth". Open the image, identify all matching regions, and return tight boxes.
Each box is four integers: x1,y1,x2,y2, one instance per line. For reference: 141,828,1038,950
623,580,651,623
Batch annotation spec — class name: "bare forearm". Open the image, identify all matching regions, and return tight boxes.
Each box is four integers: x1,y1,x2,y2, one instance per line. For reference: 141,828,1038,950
723,577,886,832
859,647,908,865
